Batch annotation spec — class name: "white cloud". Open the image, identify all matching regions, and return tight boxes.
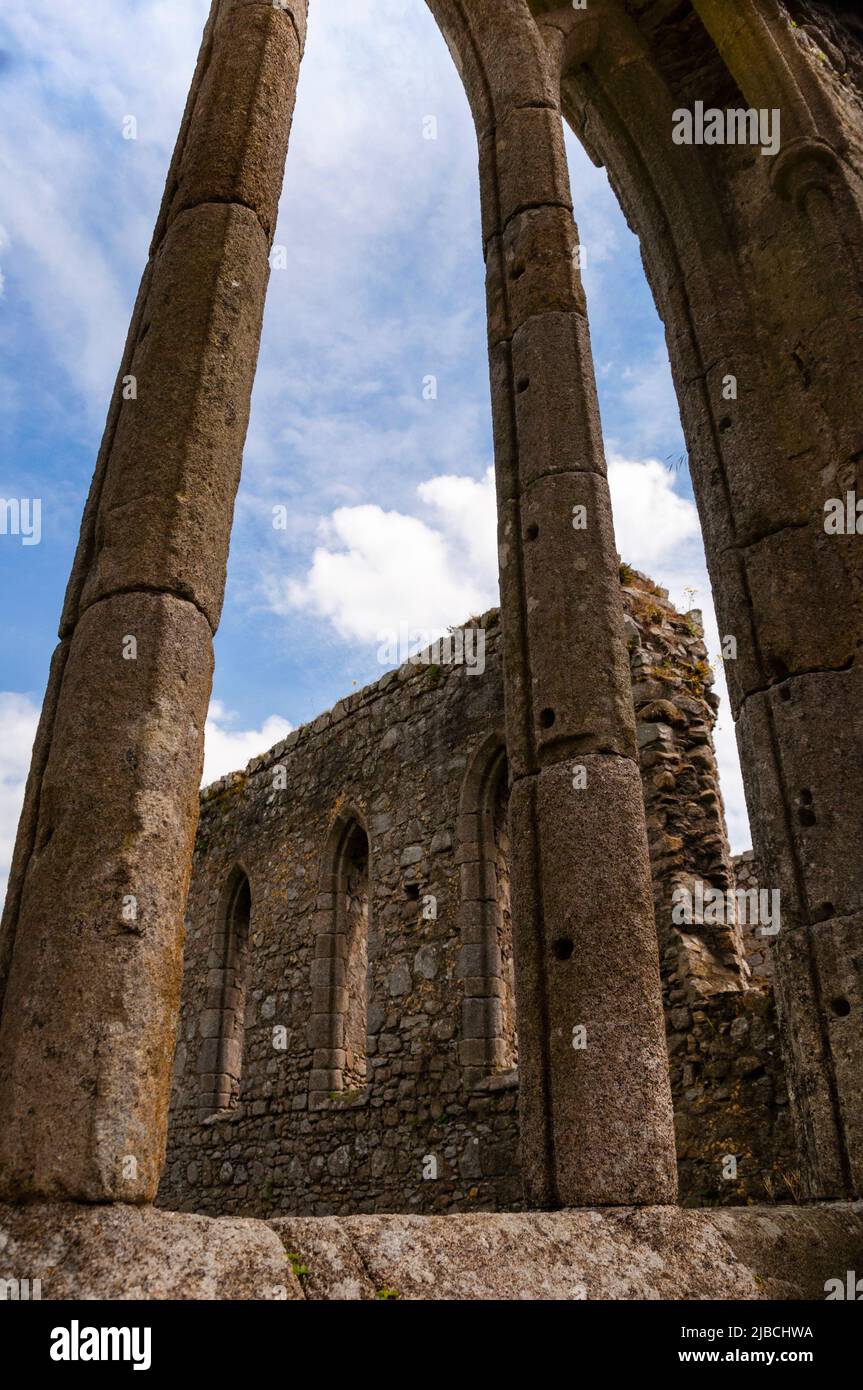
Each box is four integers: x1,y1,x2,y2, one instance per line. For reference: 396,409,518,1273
0,223,8,296
417,470,499,584
607,453,701,569
283,456,701,645
203,699,293,787
278,468,497,645
282,456,750,850
0,691,39,912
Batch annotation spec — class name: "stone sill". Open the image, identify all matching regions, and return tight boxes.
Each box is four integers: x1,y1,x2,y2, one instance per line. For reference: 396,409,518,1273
472,1067,519,1094
309,1087,370,1112
201,1106,245,1127
3,1200,862,1300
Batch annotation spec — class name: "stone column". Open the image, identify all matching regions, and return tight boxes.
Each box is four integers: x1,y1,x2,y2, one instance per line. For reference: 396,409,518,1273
685,0,863,1199
430,0,678,1207
535,0,863,1198
0,0,308,1202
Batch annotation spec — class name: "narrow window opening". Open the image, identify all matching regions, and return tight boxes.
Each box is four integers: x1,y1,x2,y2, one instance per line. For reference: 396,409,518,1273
492,760,518,1071
200,870,251,1118
341,823,370,1090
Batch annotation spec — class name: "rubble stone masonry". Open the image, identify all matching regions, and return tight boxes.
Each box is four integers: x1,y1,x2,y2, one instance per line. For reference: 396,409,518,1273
159,570,795,1215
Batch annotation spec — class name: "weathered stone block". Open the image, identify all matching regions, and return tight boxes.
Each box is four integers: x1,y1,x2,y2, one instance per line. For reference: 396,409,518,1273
737,663,863,927
463,0,558,142
462,997,503,1039
495,498,533,776
510,758,677,1206
0,592,213,1202
0,640,69,1009
480,104,571,245
511,311,605,490
459,860,497,902
741,523,862,693
0,1201,301,1300
307,1015,343,1051
458,1037,507,1069
310,957,345,989
487,343,518,503
196,1038,223,1075
309,1070,341,1094
772,923,849,1198
518,471,637,764
504,204,585,327
486,205,585,347
457,944,502,979
810,912,863,1195
167,3,302,242
77,203,271,630
218,0,308,55
270,1203,863,1301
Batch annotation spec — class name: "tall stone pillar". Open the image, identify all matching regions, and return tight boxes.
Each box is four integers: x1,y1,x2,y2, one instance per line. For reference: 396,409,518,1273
685,0,863,1200
0,0,308,1202
533,0,863,1198
430,0,678,1207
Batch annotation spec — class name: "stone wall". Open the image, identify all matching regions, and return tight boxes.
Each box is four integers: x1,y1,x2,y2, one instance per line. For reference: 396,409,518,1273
161,607,520,1217
625,579,796,1206
733,851,774,986
159,570,792,1216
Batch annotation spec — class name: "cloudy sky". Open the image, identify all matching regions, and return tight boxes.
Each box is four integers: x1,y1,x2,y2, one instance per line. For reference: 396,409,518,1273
0,0,751,908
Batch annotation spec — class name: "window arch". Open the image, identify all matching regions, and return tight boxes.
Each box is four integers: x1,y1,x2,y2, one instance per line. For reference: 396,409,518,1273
199,866,251,1118
457,734,517,1082
309,813,371,1103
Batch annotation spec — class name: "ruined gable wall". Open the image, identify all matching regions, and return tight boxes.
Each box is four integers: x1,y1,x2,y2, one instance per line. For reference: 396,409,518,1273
734,850,775,986
159,574,792,1215
624,573,795,1204
160,611,519,1217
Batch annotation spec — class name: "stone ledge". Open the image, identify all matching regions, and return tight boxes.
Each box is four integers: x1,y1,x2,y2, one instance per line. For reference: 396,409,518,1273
4,1200,859,1300
0,1202,300,1301
269,1202,863,1300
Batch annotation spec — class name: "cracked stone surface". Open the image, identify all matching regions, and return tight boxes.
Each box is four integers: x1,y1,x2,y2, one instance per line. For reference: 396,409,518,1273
268,1203,863,1301
0,1202,300,1301
2,1200,861,1301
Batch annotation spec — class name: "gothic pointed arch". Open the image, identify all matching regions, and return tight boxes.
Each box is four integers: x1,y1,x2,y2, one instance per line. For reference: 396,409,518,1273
457,733,517,1080
308,808,371,1104
199,864,252,1118
526,0,863,1198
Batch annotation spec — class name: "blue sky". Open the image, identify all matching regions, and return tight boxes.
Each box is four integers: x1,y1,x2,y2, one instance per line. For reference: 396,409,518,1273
0,0,750,907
